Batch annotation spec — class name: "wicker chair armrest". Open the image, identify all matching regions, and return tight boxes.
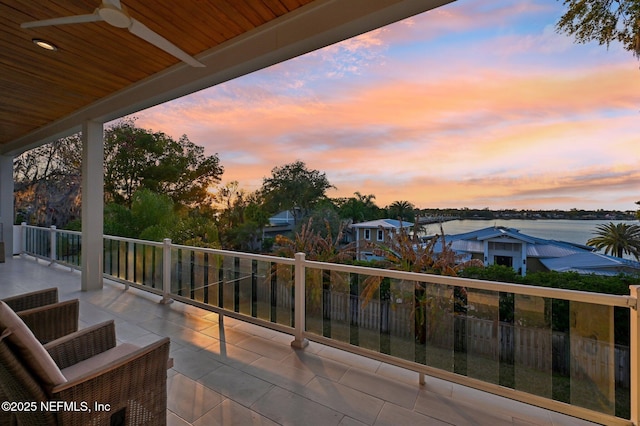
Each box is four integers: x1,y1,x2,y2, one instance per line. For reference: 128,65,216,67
45,320,117,369
2,287,58,311
50,338,170,425
18,299,79,344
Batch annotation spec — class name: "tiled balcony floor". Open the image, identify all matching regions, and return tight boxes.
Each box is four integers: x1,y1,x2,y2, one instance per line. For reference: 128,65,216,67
0,256,601,426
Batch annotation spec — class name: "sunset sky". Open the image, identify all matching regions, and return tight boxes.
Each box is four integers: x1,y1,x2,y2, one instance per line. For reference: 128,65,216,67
131,0,640,211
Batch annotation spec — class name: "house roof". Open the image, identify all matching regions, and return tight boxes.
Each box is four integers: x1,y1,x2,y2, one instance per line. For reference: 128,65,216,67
350,219,414,229
540,253,640,276
438,226,595,259
1,0,452,156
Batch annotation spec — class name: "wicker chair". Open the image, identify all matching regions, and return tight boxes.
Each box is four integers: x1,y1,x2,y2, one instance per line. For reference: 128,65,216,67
0,290,80,426
1,288,79,344
2,288,60,312
0,304,170,426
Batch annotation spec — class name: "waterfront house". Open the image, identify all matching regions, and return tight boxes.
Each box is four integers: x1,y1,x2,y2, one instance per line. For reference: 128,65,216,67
350,219,413,260
433,226,598,276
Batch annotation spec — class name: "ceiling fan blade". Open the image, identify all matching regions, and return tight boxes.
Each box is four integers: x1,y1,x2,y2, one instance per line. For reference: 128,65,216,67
21,13,101,29
102,0,122,8
129,18,205,67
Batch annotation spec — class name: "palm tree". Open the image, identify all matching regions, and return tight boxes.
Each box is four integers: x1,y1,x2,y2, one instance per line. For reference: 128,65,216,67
587,222,640,260
387,200,415,222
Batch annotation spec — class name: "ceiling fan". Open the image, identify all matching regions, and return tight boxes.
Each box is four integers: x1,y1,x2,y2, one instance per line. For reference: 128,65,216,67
21,0,205,67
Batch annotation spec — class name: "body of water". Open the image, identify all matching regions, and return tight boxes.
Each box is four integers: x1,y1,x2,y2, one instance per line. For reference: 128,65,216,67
420,219,639,260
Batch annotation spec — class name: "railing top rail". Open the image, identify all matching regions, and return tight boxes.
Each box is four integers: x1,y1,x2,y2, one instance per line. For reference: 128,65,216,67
303,258,634,308
21,224,82,237
103,234,164,247
170,243,296,265
22,224,50,230
54,229,81,236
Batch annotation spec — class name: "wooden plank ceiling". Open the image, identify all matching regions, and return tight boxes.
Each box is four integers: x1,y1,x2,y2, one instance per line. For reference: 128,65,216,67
0,0,313,150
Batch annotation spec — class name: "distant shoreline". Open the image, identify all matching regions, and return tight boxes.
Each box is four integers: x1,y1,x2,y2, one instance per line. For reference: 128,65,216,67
417,211,637,223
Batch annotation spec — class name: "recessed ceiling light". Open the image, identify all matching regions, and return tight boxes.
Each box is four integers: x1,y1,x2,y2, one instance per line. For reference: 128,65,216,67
32,38,57,51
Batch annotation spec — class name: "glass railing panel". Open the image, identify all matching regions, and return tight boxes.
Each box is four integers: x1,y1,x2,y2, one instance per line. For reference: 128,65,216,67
514,294,552,398
570,301,615,415
255,260,272,322
172,249,194,299
387,279,414,361
134,243,144,284
356,273,381,353
148,245,162,289
424,282,454,372
466,288,500,385
25,227,50,258
191,251,206,303
103,239,112,275
170,248,185,296
117,240,127,280
57,232,81,267
305,268,323,336
327,270,350,344
237,258,253,316
205,253,222,307
273,263,294,327
222,255,236,311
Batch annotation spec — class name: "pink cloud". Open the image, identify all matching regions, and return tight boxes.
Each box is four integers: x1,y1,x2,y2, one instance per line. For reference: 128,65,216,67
131,3,640,211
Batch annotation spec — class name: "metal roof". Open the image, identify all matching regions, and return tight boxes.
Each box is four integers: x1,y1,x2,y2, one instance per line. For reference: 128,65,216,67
540,253,640,275
350,219,414,229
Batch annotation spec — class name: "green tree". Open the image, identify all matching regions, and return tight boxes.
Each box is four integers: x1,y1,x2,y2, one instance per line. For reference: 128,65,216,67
13,135,82,226
337,192,381,222
211,181,246,231
130,189,178,241
556,0,640,58
104,189,178,241
104,119,223,208
260,160,334,224
387,200,416,222
104,189,220,247
211,182,269,251
297,201,342,241
587,222,640,259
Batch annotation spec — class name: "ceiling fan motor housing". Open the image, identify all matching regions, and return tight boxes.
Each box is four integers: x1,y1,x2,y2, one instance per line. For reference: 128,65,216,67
98,5,131,28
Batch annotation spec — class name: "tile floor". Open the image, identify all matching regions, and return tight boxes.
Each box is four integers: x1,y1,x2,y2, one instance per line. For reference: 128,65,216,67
0,256,605,425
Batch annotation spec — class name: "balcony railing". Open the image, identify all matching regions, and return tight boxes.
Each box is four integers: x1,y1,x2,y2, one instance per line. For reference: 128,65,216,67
17,224,640,425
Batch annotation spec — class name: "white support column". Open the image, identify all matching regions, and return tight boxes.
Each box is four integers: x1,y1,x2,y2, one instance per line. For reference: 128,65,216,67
0,155,14,262
81,120,104,291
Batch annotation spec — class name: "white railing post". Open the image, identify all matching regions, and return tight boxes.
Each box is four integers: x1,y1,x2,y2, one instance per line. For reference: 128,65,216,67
20,222,26,256
291,252,309,349
630,285,640,425
49,225,57,265
160,238,174,304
